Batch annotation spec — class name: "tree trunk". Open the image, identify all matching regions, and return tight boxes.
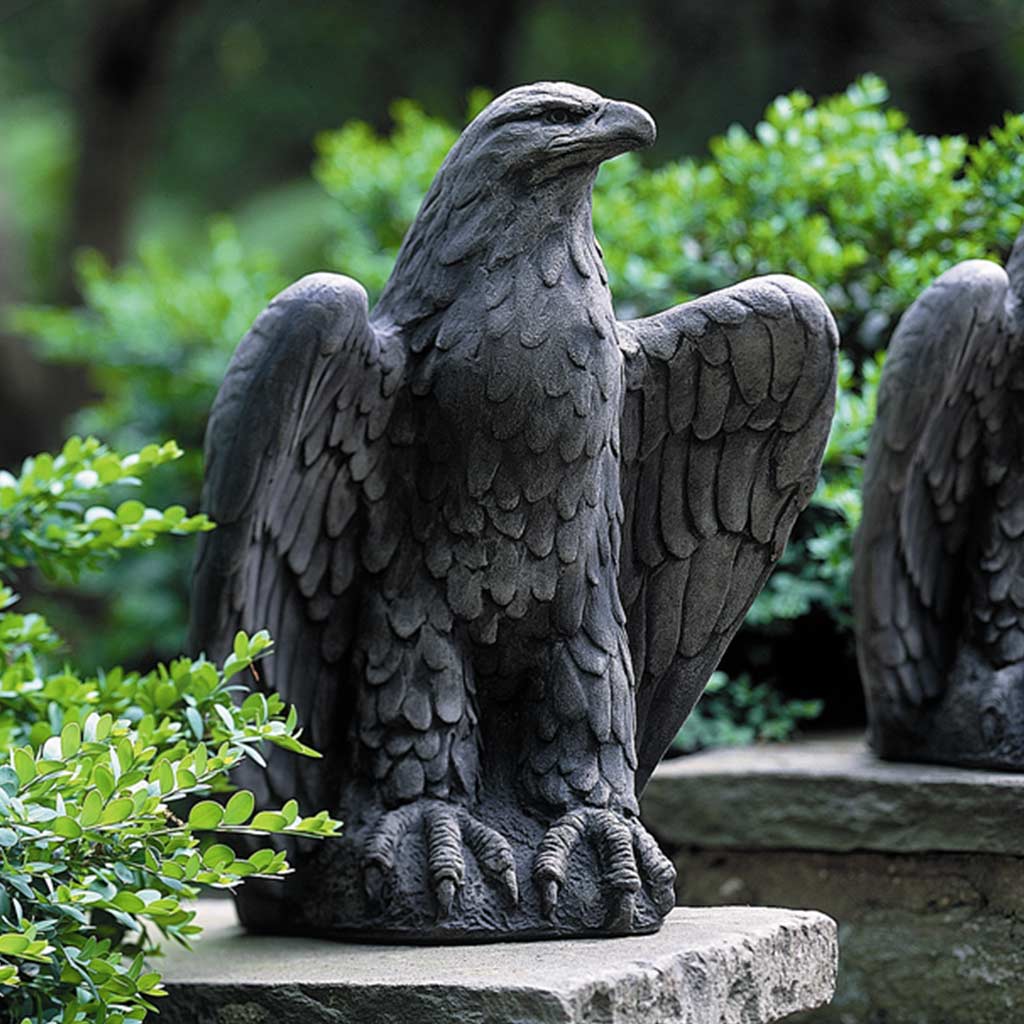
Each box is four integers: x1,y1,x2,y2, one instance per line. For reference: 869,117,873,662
458,0,527,96
0,181,57,467
0,0,196,469
59,0,197,301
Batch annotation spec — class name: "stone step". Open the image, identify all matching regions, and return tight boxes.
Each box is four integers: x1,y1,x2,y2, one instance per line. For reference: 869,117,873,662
640,733,1024,1024
643,731,1024,855
155,899,837,1024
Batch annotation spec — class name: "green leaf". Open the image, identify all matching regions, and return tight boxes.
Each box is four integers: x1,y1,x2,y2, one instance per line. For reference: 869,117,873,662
80,789,103,827
93,765,116,800
188,800,224,830
60,722,81,759
249,811,288,833
0,934,30,955
154,681,178,710
115,499,145,524
0,767,19,796
213,704,235,731
52,816,82,839
249,630,272,655
100,798,134,825
137,971,164,993
111,892,146,914
202,843,235,869
157,760,175,795
280,799,298,826
12,748,35,785
223,790,255,826
185,705,204,740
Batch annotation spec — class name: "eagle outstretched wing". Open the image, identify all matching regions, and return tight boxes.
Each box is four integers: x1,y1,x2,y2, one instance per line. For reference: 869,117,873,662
852,260,1011,727
189,273,404,814
617,275,839,790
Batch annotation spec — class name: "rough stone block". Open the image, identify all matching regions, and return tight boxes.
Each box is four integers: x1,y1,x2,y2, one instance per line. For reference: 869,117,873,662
674,848,1024,1024
642,732,1024,855
156,899,837,1024
641,734,1024,1024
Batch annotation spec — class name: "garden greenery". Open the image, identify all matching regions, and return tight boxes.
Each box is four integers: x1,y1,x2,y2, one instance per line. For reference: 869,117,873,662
10,229,283,667
9,74,1024,746
673,671,824,754
0,438,339,1022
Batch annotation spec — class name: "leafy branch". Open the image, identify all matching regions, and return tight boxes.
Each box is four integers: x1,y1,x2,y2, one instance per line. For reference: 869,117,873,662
0,441,340,1023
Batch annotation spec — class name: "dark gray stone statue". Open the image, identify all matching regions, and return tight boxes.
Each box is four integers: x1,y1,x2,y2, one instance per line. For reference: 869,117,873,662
854,228,1024,770
191,82,838,941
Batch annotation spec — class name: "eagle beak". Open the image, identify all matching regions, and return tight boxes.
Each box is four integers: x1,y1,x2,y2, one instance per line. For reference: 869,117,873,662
591,99,656,156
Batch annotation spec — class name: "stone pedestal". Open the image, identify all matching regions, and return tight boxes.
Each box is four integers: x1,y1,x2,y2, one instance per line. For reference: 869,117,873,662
641,734,1024,1024
156,899,836,1024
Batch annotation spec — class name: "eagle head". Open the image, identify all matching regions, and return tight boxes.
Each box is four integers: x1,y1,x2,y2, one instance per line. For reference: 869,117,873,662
456,82,656,185
377,83,655,323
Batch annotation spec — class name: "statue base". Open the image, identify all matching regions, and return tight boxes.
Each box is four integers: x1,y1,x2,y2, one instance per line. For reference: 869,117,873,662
233,766,676,941
869,647,1024,770
156,899,837,1023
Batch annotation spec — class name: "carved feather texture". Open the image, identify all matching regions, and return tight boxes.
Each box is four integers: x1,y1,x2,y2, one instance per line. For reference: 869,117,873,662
852,257,1017,728
618,275,839,791
193,87,839,830
191,273,413,815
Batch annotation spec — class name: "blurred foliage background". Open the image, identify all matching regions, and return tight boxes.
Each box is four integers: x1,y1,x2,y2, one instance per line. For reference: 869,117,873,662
2,0,1024,747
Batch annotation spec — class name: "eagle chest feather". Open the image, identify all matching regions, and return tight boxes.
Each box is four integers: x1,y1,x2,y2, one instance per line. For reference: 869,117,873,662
414,256,624,635
427,258,621,440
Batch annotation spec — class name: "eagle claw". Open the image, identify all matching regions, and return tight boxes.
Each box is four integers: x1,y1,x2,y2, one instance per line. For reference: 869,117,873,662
362,800,518,920
534,808,676,929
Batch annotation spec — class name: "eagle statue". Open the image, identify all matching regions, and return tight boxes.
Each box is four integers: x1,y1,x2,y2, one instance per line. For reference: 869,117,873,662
854,228,1024,771
191,82,839,940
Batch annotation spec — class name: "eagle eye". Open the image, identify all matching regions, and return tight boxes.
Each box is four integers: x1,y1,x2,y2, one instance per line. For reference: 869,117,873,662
543,108,580,126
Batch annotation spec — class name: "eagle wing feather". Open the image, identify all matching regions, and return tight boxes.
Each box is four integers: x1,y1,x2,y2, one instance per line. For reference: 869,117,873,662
618,275,838,791
190,272,404,813
852,259,1011,727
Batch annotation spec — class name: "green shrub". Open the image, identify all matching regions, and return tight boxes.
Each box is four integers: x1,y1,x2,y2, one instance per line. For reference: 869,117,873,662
0,91,72,300
9,226,283,667
12,75,1024,743
0,438,339,1022
673,672,823,754
12,225,282,455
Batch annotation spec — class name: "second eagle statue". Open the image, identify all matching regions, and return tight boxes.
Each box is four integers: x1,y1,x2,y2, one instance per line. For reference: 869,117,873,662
191,82,839,940
854,227,1024,771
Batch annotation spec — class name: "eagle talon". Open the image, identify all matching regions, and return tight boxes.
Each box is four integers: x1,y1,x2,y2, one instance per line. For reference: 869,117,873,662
361,799,520,919
435,877,457,919
533,806,674,928
499,866,520,907
627,817,677,914
541,879,560,919
363,864,387,905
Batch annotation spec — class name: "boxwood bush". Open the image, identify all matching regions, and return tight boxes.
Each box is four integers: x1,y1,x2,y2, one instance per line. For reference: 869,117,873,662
0,438,338,1022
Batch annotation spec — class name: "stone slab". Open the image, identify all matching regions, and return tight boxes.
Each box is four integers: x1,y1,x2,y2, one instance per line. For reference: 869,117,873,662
642,732,1024,855
155,899,837,1024
673,847,1024,1024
